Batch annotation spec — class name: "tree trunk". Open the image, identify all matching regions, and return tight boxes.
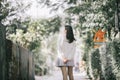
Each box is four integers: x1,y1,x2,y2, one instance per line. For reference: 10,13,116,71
0,23,6,80
115,0,120,39
118,0,120,38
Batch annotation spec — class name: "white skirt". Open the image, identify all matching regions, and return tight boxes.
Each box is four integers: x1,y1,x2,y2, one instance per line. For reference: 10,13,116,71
56,57,74,67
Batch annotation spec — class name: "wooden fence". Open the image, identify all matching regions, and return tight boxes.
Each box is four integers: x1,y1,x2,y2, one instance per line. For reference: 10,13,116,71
6,40,35,80
0,25,35,80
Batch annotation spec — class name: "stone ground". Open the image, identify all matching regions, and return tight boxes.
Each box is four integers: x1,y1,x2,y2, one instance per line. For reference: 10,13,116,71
35,68,90,80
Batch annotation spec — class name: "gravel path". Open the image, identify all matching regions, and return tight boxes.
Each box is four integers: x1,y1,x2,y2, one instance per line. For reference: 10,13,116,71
35,69,90,80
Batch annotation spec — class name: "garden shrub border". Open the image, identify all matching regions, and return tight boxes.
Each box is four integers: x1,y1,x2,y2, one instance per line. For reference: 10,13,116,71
84,39,120,80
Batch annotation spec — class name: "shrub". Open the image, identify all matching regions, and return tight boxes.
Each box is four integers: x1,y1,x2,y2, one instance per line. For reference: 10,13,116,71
85,39,120,80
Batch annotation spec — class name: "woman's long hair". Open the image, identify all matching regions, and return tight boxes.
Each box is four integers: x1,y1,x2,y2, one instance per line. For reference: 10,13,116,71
65,25,75,43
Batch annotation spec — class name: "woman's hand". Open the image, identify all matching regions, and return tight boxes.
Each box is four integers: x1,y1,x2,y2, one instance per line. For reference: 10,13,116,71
63,58,69,64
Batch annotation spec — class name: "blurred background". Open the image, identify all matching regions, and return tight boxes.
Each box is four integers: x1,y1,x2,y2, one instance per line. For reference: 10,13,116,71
0,0,120,80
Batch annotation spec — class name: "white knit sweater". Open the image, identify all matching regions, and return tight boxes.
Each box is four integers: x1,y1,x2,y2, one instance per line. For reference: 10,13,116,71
57,34,76,60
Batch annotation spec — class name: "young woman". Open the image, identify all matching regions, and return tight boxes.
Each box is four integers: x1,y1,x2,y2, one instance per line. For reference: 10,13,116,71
56,25,76,80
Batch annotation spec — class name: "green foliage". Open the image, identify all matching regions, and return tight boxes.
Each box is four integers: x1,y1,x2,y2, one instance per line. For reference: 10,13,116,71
37,0,118,40
91,49,102,80
7,17,61,51
109,39,120,78
65,0,116,40
33,33,58,76
33,48,48,76
65,2,91,14
83,31,94,62
85,39,120,80
0,0,31,24
67,0,77,4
